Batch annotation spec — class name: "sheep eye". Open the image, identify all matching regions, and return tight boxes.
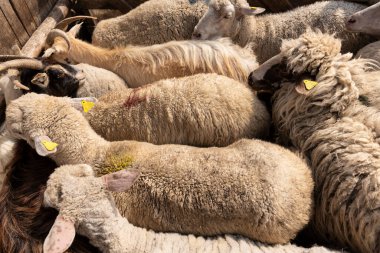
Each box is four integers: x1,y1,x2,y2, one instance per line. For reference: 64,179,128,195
223,13,232,19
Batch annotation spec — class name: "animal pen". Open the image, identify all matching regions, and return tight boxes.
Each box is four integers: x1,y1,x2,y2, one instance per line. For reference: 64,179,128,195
0,0,379,253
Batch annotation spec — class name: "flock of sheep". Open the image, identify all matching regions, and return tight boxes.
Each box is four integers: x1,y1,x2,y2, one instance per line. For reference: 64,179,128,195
0,0,379,252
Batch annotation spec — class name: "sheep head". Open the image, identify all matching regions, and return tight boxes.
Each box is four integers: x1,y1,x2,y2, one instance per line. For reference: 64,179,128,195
346,1,380,38
192,0,265,40
5,93,91,157
43,24,82,63
20,63,86,97
249,30,368,114
43,164,140,253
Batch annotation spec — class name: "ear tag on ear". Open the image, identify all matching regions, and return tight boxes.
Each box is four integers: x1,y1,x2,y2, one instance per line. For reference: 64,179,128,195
303,80,318,90
250,7,257,10
34,136,58,156
81,100,95,113
42,141,59,151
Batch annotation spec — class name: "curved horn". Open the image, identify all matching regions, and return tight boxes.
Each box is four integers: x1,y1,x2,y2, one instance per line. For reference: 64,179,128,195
46,29,71,49
0,55,35,62
55,16,97,30
250,54,284,81
0,59,44,72
13,80,30,91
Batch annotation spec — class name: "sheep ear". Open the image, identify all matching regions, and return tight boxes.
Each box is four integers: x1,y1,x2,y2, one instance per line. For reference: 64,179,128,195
102,169,140,192
34,136,58,156
43,215,75,253
238,6,265,16
68,97,97,113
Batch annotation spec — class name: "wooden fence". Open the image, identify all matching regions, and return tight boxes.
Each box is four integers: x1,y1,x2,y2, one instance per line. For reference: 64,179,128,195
0,0,59,54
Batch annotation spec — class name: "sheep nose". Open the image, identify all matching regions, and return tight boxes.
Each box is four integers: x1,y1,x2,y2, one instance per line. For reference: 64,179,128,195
192,31,202,40
347,17,356,24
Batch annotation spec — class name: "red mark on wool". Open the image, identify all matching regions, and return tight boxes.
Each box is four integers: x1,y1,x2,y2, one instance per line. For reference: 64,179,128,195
123,88,148,108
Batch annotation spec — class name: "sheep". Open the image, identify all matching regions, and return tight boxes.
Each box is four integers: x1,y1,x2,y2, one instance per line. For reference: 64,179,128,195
42,27,258,86
249,30,380,144
249,30,380,253
0,140,99,253
0,58,128,98
193,0,374,63
92,0,208,48
346,2,380,63
5,92,314,244
43,164,342,253
74,73,270,145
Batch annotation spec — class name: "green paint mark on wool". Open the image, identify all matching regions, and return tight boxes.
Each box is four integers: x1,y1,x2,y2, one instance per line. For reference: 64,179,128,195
99,154,135,175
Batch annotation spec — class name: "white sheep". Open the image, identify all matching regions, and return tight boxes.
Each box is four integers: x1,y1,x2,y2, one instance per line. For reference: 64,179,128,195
249,30,380,144
346,1,380,63
74,73,270,145
43,27,258,86
193,0,373,63
42,164,342,253
249,30,380,253
92,0,208,48
6,92,313,244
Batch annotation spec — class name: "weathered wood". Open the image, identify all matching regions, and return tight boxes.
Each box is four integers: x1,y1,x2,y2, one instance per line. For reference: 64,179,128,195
0,9,20,54
24,0,57,26
0,0,29,45
21,0,70,57
10,0,38,36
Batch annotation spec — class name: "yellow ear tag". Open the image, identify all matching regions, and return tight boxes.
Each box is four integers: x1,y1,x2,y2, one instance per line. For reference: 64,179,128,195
303,80,318,90
81,100,95,113
42,141,58,151
250,7,257,10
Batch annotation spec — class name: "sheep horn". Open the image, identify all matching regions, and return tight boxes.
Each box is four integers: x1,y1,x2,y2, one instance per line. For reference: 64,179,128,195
0,59,44,72
46,29,71,49
249,54,284,81
13,80,30,91
0,55,35,62
55,16,97,30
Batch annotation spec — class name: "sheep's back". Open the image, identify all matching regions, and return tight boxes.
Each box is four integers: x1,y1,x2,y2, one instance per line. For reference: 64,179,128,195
85,73,270,146
75,63,128,98
355,41,380,66
92,0,207,48
109,138,313,244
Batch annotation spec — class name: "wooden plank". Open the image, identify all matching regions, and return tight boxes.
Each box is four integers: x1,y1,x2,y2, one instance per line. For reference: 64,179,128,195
0,0,29,45
24,0,56,26
10,0,37,36
21,0,70,57
0,9,20,54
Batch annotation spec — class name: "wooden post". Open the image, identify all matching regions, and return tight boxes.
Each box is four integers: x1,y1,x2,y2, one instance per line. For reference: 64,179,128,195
21,0,71,57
